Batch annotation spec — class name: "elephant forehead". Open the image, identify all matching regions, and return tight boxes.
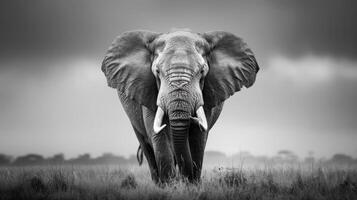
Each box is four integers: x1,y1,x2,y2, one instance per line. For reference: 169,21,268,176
156,31,207,49
153,31,208,74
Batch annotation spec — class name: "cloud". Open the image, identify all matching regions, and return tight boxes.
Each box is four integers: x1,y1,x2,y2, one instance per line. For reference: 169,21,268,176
1,0,356,62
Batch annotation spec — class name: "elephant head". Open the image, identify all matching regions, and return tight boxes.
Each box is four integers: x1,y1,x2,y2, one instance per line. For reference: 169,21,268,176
102,30,259,180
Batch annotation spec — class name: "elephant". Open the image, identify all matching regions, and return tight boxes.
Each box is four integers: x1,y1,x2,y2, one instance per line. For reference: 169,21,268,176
101,30,259,183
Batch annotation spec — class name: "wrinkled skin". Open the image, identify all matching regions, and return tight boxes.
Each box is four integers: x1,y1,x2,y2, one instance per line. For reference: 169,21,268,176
101,30,259,183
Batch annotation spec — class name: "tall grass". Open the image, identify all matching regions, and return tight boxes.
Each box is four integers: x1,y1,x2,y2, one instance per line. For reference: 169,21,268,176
0,164,356,200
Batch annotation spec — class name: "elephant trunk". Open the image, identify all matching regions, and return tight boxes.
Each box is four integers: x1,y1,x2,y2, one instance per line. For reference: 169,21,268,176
169,117,193,180
167,101,193,180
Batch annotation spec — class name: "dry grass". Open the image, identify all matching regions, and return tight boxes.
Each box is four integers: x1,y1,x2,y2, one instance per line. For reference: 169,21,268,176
0,164,356,200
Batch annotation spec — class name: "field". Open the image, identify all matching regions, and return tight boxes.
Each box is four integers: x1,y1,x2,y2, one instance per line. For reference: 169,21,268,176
0,164,356,200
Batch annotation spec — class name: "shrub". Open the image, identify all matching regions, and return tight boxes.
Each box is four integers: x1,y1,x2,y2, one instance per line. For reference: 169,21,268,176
121,174,137,189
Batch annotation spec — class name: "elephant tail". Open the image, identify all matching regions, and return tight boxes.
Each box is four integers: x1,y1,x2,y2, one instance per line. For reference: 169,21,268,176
136,145,144,166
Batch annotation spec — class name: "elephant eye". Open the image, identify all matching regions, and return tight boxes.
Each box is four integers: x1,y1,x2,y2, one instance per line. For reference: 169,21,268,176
151,54,156,61
195,45,204,55
201,63,208,76
195,41,209,56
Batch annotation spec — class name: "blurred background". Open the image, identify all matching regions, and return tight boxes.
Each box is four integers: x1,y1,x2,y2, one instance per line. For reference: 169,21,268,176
0,0,356,164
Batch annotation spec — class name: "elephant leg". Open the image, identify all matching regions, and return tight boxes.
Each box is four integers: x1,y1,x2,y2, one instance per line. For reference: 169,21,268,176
189,104,223,182
152,129,175,182
189,123,207,182
142,106,175,182
132,127,159,183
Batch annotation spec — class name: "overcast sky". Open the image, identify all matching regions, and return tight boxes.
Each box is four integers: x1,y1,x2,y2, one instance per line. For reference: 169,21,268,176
0,0,356,159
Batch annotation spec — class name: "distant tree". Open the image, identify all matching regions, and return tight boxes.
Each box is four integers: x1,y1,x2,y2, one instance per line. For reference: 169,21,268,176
330,154,354,164
80,153,91,160
94,153,127,165
69,153,92,164
47,153,65,164
276,150,299,163
277,150,292,155
0,154,12,165
232,151,253,159
13,154,45,165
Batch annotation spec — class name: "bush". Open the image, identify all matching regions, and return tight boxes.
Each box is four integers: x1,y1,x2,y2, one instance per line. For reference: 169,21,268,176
121,174,137,189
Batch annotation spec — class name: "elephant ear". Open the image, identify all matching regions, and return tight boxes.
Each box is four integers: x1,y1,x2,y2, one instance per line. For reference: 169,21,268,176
201,31,259,109
101,31,160,111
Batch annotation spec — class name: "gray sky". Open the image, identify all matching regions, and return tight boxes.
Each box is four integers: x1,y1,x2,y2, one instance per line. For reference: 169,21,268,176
0,0,356,159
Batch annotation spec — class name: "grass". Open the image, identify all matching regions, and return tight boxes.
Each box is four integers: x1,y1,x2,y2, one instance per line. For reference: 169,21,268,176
0,164,356,200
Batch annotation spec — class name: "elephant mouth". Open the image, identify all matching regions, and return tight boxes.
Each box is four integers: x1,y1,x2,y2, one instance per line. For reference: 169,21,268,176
153,106,207,134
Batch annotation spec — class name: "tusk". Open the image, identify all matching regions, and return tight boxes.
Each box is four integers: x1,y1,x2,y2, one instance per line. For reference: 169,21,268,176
196,106,208,131
153,107,166,134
